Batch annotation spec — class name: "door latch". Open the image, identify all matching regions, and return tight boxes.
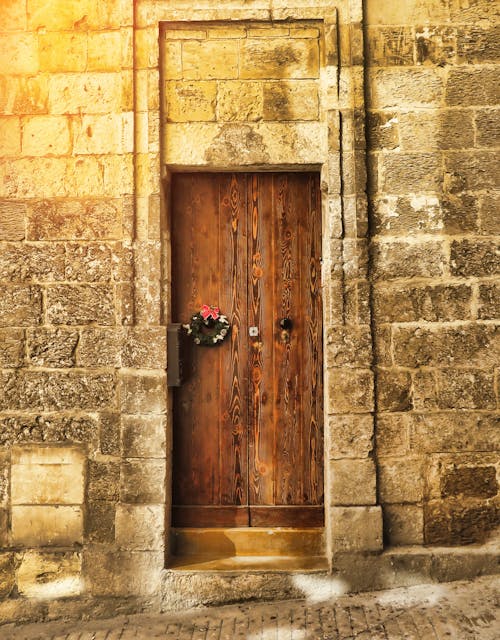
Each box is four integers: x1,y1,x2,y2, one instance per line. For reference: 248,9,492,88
249,326,259,337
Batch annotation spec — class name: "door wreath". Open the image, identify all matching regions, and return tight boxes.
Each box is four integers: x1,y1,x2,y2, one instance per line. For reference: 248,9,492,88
183,305,231,346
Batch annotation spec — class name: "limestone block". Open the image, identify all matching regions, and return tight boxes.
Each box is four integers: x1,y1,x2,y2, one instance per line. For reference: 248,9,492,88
366,27,414,66
0,413,99,449
120,372,168,415
329,506,383,552
27,0,89,30
475,109,500,147
379,457,425,504
46,284,115,325
479,283,500,319
166,81,216,122
327,415,374,459
163,41,182,79
330,458,377,506
77,328,122,367
72,114,123,154
0,553,16,598
0,34,38,74
366,0,451,25
415,26,456,66
441,466,498,499
0,75,49,115
437,369,496,410
412,370,439,411
0,452,9,506
398,110,474,151
373,325,392,367
0,201,26,240
263,81,319,121
409,412,500,453
27,328,79,367
0,1,27,30
376,369,412,412
372,240,446,280
368,69,444,109
479,193,499,234
327,369,374,414
0,242,65,282
99,412,121,456
326,325,372,369
0,285,42,327
457,25,499,63
12,506,83,546
88,461,120,501
381,153,442,193
0,328,24,367
85,501,115,543
383,505,424,546
88,31,122,71
182,40,239,80
115,504,165,550
27,198,122,240
17,551,81,599
207,26,247,39
48,73,122,115
121,327,167,369
445,151,498,191
366,111,399,150
0,117,21,156
240,38,319,79
446,68,499,106
424,500,499,545
0,370,116,411
11,445,85,505
376,413,411,457
392,324,499,368
216,81,264,122
120,460,166,504
121,415,167,458
64,243,112,282
39,33,87,72
373,283,473,323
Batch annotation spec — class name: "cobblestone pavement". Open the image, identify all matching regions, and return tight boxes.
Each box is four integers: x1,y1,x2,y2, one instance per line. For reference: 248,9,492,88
3,575,499,640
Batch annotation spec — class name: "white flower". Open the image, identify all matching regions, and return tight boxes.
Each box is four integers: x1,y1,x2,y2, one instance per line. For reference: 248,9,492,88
212,337,218,343
220,328,227,336
219,315,227,322
194,337,201,344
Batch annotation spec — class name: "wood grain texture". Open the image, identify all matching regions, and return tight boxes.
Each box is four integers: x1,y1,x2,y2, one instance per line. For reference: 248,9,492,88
171,173,323,527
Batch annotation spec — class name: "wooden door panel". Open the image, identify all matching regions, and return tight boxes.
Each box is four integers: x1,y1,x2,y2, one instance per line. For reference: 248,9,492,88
171,172,323,528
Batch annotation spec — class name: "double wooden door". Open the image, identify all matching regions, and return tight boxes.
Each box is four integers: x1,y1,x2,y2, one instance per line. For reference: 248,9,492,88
171,173,323,527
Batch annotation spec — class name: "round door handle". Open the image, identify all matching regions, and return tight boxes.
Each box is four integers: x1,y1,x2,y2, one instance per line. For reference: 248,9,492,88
279,317,293,331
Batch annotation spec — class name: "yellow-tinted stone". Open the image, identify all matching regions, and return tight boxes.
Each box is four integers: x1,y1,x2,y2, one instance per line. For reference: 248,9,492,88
12,505,83,546
240,38,319,79
263,80,319,120
22,116,70,156
163,41,183,80
0,34,38,74
207,27,247,39
72,114,123,154
164,29,207,40
182,40,239,80
135,27,159,70
166,81,216,122
88,31,122,71
217,81,263,122
0,0,27,30
27,0,90,30
247,27,290,37
0,117,21,156
17,552,82,598
48,73,122,114
39,32,87,72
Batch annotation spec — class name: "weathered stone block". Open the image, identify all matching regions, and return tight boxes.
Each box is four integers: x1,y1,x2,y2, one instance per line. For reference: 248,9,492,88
374,283,472,323
399,110,474,151
379,457,424,504
11,445,85,505
442,193,480,233
0,452,8,506
382,153,441,193
441,466,498,499
393,324,499,368
437,369,496,410
0,34,38,74
0,553,16,598
120,460,166,504
0,242,65,282
84,501,115,543
99,412,121,456
46,284,115,325
0,413,99,448
27,198,122,240
424,500,499,545
17,551,81,599
241,38,319,79
48,73,122,115
415,26,456,66
475,109,500,148
327,369,374,414
478,283,500,320
376,369,412,412
383,505,424,546
72,114,123,155
78,328,122,367
217,81,263,122
88,461,120,501
88,31,122,71
263,81,319,120
366,111,399,150
373,325,392,366
115,505,165,550
479,193,499,234
22,115,70,156
366,27,414,66
451,239,500,277
39,32,87,72
0,285,42,327
163,41,182,79
120,372,167,415
122,328,167,369
412,369,438,411
166,81,216,122
446,68,499,106
0,74,48,115
330,458,377,506
409,412,500,453
457,25,500,63
0,116,21,156
182,40,238,80
329,506,383,552
328,414,373,459
326,325,372,368
0,201,26,240
376,413,410,457
0,0,26,30
0,328,24,367
445,151,498,191
64,242,112,282
12,505,83,546
372,241,445,280
27,328,79,367
121,415,167,458
368,69,444,109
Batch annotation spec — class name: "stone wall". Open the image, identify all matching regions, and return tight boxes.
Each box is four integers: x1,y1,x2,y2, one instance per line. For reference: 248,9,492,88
0,0,498,625
365,0,499,546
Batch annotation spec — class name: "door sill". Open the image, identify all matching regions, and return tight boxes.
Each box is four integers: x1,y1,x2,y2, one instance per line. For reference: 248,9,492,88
167,554,328,572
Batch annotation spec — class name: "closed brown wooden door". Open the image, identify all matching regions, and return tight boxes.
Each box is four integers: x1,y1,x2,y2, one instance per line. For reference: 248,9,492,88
171,173,323,527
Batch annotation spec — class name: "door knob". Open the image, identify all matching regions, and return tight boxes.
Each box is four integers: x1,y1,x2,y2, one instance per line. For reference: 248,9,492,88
279,317,293,331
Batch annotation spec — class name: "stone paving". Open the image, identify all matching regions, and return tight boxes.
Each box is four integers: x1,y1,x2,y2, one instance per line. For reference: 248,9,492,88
2,575,499,639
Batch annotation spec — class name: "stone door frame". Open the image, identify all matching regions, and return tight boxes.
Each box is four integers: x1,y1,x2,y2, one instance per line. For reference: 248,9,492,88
129,0,382,567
